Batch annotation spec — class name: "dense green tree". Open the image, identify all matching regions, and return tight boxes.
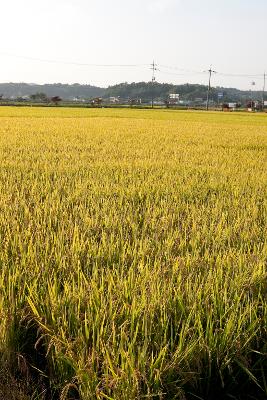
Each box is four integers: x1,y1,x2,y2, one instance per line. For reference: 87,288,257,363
29,92,48,102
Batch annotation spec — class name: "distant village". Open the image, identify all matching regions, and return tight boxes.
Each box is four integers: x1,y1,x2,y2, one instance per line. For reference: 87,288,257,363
1,79,267,111
1,92,266,112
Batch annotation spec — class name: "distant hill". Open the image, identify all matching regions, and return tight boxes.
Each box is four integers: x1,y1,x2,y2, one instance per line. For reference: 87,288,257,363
105,82,260,103
0,83,105,100
0,82,263,104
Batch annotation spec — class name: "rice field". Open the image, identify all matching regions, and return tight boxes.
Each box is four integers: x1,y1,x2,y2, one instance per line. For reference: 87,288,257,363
0,107,266,400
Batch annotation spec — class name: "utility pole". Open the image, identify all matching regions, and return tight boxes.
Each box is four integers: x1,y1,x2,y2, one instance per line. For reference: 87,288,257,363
206,66,216,111
262,72,266,110
151,60,158,109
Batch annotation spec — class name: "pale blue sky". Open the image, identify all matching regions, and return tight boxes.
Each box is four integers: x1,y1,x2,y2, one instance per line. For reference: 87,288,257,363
1,0,266,89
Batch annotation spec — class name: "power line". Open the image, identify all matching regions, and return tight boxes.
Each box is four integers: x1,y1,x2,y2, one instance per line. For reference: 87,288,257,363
158,64,264,79
158,64,206,75
1,51,266,79
158,69,204,77
0,51,149,68
218,72,262,78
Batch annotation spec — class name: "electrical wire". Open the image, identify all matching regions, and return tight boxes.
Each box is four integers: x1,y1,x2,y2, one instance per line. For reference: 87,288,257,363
0,52,149,68
1,51,266,82
158,64,206,75
158,64,264,79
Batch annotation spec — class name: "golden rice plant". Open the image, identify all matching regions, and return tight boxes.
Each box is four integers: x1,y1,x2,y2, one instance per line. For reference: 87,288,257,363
0,107,266,399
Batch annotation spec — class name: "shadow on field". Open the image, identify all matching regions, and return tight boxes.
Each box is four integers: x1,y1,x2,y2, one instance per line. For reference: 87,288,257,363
4,315,79,400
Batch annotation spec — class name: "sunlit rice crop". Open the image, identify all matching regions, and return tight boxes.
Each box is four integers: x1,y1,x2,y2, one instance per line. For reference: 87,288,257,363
0,107,266,399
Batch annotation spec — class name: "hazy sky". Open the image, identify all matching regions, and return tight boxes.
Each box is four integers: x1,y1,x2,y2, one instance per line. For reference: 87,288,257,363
1,0,266,89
